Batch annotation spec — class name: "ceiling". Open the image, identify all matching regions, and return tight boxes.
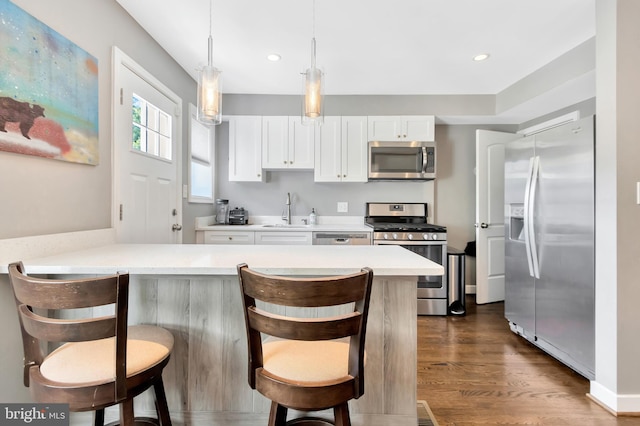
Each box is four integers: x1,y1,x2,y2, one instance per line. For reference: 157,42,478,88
115,0,596,123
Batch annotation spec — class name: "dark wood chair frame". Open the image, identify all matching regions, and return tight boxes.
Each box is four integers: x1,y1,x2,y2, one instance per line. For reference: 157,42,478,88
237,263,374,426
8,261,172,426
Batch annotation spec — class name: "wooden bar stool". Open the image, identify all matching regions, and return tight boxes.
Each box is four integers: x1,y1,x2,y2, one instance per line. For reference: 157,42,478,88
8,261,174,426
237,263,373,426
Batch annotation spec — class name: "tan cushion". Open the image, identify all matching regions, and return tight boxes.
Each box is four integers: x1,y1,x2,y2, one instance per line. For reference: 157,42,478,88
262,340,351,384
40,325,173,385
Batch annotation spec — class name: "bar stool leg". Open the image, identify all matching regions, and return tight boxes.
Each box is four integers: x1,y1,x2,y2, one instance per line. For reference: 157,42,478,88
268,401,288,426
119,399,135,426
334,403,351,426
153,376,172,425
94,409,105,426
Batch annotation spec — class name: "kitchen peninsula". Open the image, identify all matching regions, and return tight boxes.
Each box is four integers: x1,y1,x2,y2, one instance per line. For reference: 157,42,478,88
7,244,443,426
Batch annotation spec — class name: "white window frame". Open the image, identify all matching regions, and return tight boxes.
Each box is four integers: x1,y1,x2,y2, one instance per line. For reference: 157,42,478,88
188,103,216,203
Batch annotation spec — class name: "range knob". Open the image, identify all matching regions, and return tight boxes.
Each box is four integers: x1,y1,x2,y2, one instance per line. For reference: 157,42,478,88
422,233,430,240
392,233,398,240
407,234,414,240
431,234,439,240
383,233,389,240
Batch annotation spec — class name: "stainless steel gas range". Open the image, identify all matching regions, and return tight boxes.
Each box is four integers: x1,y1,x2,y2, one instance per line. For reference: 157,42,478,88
365,202,448,315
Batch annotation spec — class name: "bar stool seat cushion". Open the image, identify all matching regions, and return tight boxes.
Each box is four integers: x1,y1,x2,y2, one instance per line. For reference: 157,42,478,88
262,339,352,384
40,325,173,384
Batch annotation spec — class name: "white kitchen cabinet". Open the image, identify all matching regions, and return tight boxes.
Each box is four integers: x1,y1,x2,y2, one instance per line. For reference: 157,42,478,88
254,231,312,245
228,116,263,182
315,116,367,182
368,115,435,141
197,229,312,245
262,116,314,169
199,230,255,245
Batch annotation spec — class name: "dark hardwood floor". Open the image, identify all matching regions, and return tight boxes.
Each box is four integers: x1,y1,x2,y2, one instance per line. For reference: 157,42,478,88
417,296,639,426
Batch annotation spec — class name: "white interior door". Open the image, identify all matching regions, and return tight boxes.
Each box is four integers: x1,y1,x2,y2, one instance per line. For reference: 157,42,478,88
113,48,182,243
475,130,516,304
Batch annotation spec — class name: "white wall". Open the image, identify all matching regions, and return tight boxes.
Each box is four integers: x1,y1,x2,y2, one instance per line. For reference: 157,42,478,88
591,0,640,413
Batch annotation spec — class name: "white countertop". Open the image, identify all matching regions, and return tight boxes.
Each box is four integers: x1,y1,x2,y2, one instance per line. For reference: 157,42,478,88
18,244,443,277
196,224,373,232
195,215,372,233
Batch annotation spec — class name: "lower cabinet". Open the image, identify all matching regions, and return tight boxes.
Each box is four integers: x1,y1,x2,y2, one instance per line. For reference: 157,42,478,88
198,231,255,245
197,230,312,245
254,231,312,245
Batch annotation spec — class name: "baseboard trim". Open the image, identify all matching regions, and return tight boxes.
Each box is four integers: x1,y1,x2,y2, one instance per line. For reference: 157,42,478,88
589,381,640,415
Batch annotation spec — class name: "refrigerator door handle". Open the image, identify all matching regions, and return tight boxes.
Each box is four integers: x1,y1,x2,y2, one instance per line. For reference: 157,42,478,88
523,157,536,277
529,156,541,279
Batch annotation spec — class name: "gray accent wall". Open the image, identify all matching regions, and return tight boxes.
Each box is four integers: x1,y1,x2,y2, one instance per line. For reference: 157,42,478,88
206,118,516,251
1,0,198,240
188,93,519,249
497,37,595,115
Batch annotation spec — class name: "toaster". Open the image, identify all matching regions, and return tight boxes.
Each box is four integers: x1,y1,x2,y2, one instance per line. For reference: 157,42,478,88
228,207,248,225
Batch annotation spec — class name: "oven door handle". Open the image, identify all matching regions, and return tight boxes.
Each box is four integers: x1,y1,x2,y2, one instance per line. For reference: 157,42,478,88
374,240,446,246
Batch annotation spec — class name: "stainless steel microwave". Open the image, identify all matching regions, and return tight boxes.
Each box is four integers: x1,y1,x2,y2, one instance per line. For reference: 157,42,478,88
368,141,436,180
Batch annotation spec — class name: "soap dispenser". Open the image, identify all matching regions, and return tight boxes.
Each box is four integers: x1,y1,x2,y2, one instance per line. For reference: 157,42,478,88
309,208,317,225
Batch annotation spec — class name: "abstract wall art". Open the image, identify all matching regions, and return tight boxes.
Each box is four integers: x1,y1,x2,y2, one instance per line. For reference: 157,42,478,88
0,0,99,165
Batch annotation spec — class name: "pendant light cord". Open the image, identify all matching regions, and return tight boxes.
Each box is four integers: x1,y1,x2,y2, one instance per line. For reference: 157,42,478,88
207,0,213,66
311,0,316,68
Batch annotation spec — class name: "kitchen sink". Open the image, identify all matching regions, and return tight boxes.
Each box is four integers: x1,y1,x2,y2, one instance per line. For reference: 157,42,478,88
262,224,311,228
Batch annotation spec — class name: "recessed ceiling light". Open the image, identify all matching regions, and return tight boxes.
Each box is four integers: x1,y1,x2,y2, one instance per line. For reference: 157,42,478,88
267,53,281,62
473,53,490,62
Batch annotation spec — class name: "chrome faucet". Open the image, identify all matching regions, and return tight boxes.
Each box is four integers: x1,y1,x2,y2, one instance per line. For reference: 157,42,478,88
282,192,292,224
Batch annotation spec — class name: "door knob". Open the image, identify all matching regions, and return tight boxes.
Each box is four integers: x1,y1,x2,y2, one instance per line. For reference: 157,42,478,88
480,223,489,229
172,224,182,231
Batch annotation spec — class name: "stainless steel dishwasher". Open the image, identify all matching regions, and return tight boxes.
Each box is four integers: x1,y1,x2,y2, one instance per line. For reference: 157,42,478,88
312,232,372,245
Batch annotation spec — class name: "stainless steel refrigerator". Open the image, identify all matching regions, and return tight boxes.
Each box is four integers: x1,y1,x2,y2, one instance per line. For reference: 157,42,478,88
504,115,595,379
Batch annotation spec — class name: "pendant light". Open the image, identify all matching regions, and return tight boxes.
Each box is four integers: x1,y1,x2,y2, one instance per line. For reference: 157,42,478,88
302,0,323,126
197,0,222,126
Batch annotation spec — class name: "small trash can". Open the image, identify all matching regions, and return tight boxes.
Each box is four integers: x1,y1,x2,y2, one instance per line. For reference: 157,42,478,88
464,241,476,289
447,247,466,316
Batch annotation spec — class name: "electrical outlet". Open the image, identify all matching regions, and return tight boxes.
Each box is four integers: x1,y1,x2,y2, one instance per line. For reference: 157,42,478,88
337,202,348,213
183,184,188,199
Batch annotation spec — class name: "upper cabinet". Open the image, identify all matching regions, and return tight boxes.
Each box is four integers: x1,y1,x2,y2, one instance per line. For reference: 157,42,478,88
262,116,314,169
315,116,367,182
368,115,435,141
228,116,264,182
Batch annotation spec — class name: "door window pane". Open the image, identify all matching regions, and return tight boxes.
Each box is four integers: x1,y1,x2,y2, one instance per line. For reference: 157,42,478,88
131,93,172,161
